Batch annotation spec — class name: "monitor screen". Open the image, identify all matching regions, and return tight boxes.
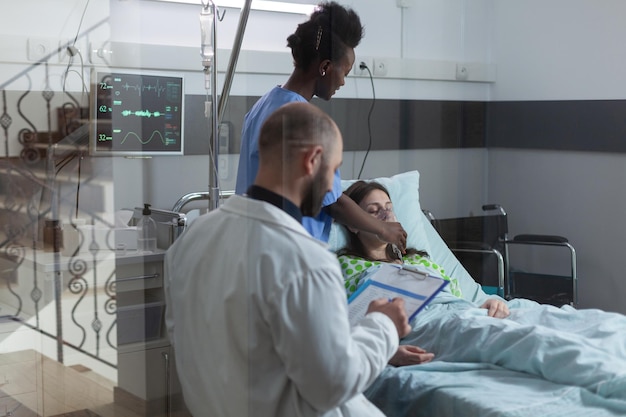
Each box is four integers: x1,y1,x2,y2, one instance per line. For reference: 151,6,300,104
90,70,184,156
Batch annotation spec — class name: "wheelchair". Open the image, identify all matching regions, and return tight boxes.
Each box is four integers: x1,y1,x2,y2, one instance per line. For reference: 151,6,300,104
423,205,577,307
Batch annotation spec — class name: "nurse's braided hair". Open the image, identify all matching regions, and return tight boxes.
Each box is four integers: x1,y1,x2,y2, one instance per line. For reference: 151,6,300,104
287,1,364,70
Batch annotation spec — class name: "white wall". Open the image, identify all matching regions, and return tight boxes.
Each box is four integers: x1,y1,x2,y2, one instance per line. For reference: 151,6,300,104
141,0,626,313
487,149,626,313
14,1,626,313
102,0,494,215
489,0,626,313
1,0,494,213
491,0,626,101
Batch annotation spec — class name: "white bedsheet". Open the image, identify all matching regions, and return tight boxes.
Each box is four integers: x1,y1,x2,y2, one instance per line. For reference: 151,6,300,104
405,298,626,398
366,360,626,417
331,171,626,416
364,213,626,416
365,297,626,416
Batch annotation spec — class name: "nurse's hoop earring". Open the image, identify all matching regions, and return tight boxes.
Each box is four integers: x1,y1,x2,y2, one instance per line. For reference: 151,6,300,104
321,70,326,77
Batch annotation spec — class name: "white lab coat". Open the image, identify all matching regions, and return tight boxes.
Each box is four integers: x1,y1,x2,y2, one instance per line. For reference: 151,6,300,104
165,194,398,417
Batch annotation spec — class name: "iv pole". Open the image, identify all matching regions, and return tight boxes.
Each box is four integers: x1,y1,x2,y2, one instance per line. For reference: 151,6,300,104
200,0,219,211
200,0,252,211
218,0,252,128
208,1,220,211
172,0,252,214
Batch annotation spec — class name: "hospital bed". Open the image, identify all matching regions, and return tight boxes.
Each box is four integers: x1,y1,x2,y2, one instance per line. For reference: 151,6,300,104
328,170,626,417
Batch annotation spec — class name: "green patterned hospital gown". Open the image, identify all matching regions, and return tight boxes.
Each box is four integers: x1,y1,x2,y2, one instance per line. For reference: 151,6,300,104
338,253,463,299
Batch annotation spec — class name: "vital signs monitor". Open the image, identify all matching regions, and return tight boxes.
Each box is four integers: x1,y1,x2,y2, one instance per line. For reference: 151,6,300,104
90,69,184,156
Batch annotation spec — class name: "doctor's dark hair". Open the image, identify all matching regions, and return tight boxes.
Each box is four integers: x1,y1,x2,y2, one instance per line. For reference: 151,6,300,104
286,1,364,70
337,181,428,261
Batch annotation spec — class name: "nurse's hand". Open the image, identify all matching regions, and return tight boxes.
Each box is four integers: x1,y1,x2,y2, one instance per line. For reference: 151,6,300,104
389,345,435,367
367,297,411,338
481,298,510,318
377,222,407,252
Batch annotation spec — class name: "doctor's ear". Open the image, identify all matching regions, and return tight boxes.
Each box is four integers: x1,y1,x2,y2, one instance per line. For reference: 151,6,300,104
302,145,323,176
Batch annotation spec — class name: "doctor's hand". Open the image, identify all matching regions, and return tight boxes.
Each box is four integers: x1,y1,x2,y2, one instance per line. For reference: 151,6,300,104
389,345,435,367
376,221,407,253
480,298,510,318
367,297,411,338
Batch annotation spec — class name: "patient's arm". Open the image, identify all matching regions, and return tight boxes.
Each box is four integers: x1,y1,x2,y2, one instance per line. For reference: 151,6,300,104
327,193,408,251
388,345,435,367
480,298,510,318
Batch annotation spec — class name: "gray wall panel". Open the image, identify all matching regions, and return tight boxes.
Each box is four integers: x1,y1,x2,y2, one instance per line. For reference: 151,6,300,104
183,95,487,155
487,100,626,152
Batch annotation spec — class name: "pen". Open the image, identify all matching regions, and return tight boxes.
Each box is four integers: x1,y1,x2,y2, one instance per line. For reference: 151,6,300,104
400,264,421,273
397,263,430,280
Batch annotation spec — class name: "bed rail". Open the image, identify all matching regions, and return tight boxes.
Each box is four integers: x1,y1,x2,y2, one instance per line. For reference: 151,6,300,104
172,190,235,213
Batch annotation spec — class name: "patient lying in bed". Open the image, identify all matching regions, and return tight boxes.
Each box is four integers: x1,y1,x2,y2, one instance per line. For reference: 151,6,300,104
338,180,509,319
337,180,626,407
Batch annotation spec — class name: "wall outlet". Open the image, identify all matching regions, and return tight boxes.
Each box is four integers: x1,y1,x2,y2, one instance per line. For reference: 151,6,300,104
353,58,373,77
27,38,51,61
456,63,469,81
373,58,388,77
89,42,113,65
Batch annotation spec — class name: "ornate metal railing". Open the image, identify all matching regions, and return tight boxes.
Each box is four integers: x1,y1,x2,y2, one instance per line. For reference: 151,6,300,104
0,18,117,369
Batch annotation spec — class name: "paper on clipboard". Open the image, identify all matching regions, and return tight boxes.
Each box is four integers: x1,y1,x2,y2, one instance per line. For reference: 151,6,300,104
347,263,448,327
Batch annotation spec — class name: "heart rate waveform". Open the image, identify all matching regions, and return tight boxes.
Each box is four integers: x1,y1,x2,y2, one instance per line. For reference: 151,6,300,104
121,109,164,118
120,80,167,97
113,77,181,100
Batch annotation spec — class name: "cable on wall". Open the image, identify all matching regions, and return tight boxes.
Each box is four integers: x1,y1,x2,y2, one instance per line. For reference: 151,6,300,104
357,61,376,179
62,0,91,100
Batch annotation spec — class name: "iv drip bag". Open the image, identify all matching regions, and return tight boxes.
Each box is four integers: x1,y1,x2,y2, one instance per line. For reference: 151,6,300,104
200,3,215,68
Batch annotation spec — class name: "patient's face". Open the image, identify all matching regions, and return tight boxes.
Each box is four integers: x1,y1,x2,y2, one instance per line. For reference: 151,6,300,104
360,189,396,222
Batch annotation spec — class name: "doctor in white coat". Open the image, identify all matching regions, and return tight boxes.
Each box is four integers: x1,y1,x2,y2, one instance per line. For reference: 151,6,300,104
165,101,410,417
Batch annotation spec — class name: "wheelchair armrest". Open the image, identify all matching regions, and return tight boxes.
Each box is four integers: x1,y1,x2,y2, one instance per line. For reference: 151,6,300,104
511,234,568,244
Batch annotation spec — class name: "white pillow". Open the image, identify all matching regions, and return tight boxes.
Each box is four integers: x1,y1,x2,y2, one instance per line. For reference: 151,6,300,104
327,170,432,255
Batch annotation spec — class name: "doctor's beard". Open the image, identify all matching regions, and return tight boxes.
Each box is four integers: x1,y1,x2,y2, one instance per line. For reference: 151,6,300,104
301,166,327,218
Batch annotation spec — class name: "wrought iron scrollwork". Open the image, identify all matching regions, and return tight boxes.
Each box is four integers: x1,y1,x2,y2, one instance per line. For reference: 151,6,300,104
0,40,118,371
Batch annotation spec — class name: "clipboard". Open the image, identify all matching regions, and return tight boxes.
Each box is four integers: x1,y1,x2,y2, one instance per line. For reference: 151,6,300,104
347,263,448,327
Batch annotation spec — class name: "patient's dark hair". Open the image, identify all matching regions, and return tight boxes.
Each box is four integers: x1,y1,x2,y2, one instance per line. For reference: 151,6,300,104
286,1,364,71
337,180,428,262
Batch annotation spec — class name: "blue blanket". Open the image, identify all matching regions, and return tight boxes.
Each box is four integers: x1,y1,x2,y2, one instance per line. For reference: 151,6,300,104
365,297,626,416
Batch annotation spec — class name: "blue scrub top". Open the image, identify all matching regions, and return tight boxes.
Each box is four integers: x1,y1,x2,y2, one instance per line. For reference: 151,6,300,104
235,86,342,242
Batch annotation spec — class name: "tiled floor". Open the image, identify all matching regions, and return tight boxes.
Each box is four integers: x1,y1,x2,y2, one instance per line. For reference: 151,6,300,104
0,350,105,416
0,349,157,417
0,279,130,416
0,249,190,417
0,291,118,383
0,308,190,416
